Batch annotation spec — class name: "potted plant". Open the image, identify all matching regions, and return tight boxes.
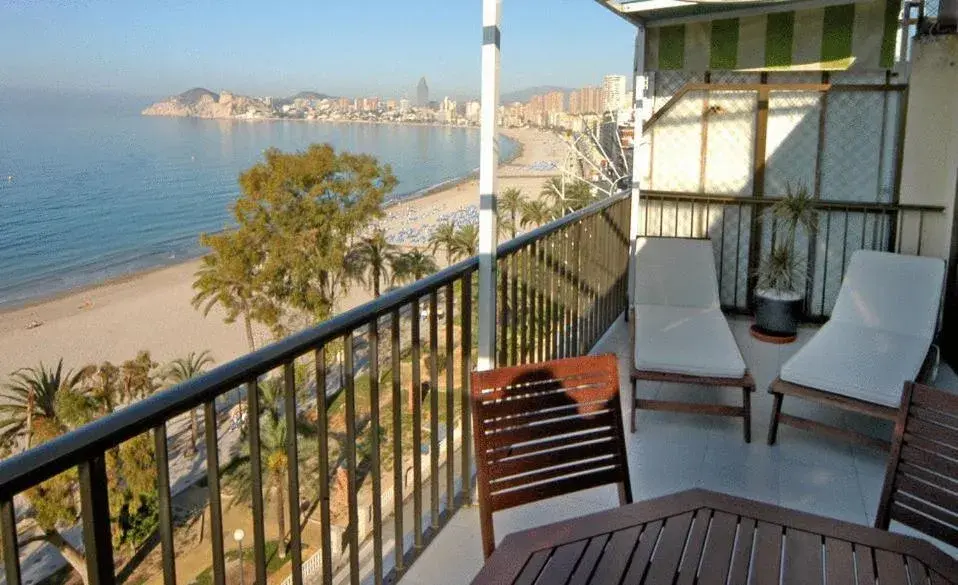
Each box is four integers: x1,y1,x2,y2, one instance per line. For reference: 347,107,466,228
752,182,816,342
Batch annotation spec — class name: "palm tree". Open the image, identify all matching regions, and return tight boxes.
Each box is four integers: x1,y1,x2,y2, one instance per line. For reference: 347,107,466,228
497,217,516,244
449,224,479,261
192,231,266,353
428,221,458,265
541,177,595,215
499,188,525,239
392,250,439,285
166,351,215,455
520,200,556,229
0,360,92,451
223,379,309,559
347,228,398,297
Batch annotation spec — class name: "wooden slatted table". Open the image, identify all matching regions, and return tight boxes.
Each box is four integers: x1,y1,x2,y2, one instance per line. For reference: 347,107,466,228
471,489,958,585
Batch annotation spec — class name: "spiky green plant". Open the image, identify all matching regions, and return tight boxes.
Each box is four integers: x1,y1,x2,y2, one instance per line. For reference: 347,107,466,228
756,246,805,293
757,182,817,295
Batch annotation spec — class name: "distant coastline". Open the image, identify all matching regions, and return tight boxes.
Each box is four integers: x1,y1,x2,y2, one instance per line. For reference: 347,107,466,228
141,87,478,127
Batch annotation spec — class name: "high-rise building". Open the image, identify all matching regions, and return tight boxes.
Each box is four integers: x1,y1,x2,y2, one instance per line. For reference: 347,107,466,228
417,77,430,107
502,102,525,127
399,98,411,113
465,101,481,123
602,75,628,113
568,86,601,114
527,95,545,116
581,86,602,113
544,91,566,114
438,96,458,123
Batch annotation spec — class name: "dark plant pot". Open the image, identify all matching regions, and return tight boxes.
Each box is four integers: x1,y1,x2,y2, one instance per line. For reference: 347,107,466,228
753,290,803,340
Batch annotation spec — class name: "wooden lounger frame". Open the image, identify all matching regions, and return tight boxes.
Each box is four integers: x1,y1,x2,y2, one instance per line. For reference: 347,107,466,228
766,378,897,450
629,310,755,442
767,349,938,451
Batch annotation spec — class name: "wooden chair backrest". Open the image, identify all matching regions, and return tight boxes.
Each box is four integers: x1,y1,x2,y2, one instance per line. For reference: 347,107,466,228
470,354,633,557
875,382,958,547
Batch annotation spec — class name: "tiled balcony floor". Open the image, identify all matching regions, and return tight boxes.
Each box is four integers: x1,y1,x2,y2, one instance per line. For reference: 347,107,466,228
399,315,958,585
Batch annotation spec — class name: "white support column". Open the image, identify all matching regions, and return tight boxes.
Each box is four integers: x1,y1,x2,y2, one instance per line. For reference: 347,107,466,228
627,24,648,312
477,0,501,372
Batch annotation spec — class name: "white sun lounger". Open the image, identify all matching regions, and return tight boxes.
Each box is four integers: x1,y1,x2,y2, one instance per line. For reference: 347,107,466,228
630,237,754,442
767,249,945,449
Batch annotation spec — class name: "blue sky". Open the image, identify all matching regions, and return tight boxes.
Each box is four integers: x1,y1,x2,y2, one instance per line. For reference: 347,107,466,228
0,0,636,100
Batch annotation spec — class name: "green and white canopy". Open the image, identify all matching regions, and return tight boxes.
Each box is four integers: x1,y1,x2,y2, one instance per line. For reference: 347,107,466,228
597,0,902,71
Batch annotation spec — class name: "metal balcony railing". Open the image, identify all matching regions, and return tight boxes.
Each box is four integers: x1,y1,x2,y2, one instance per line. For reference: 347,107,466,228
637,190,944,320
0,192,632,585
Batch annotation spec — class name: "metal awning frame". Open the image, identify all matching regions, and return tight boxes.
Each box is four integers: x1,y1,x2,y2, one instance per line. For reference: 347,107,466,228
595,0,879,27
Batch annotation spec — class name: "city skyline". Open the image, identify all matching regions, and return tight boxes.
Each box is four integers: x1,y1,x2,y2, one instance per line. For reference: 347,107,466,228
0,1,634,98
141,71,632,109
130,70,630,130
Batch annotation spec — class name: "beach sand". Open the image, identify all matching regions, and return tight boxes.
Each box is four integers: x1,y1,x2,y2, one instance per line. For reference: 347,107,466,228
0,127,565,378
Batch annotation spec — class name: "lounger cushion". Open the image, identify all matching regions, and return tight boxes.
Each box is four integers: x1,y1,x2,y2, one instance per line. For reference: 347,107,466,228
780,250,944,408
830,250,944,339
633,304,746,379
633,237,720,309
780,322,929,408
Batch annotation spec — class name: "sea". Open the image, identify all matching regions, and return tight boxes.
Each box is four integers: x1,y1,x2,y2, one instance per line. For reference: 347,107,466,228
0,89,517,310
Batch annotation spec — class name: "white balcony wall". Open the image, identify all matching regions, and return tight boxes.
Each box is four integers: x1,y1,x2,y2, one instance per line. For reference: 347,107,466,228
897,35,958,260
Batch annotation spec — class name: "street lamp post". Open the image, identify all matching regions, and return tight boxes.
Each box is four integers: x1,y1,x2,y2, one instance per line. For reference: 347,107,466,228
233,528,246,585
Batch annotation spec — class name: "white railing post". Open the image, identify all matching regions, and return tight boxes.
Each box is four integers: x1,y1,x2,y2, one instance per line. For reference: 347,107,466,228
628,24,648,313
477,0,502,371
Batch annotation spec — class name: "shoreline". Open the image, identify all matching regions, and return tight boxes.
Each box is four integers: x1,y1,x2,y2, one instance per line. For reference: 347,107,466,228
395,133,525,205
0,127,564,381
0,257,198,317
0,129,529,315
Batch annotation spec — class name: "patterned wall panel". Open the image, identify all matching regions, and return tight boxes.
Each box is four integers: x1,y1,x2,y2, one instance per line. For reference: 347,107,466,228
820,90,888,202
651,90,706,192
704,90,757,195
764,91,821,197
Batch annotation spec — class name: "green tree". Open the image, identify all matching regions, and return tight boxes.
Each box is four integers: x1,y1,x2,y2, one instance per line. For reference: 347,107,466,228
195,145,397,343
166,351,215,455
497,217,516,243
224,379,314,559
347,228,398,297
391,250,439,285
520,199,556,229
449,225,479,261
83,352,163,555
498,188,525,239
235,144,397,323
0,360,93,452
541,177,595,215
0,364,95,582
428,221,458,265
192,229,280,352
2,354,162,584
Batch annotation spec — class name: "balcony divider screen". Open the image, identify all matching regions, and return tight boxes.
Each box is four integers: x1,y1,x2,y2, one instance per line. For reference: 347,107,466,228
638,75,945,319
0,192,631,585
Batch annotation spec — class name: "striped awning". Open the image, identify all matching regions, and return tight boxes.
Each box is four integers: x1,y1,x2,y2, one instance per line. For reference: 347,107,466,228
598,0,902,71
